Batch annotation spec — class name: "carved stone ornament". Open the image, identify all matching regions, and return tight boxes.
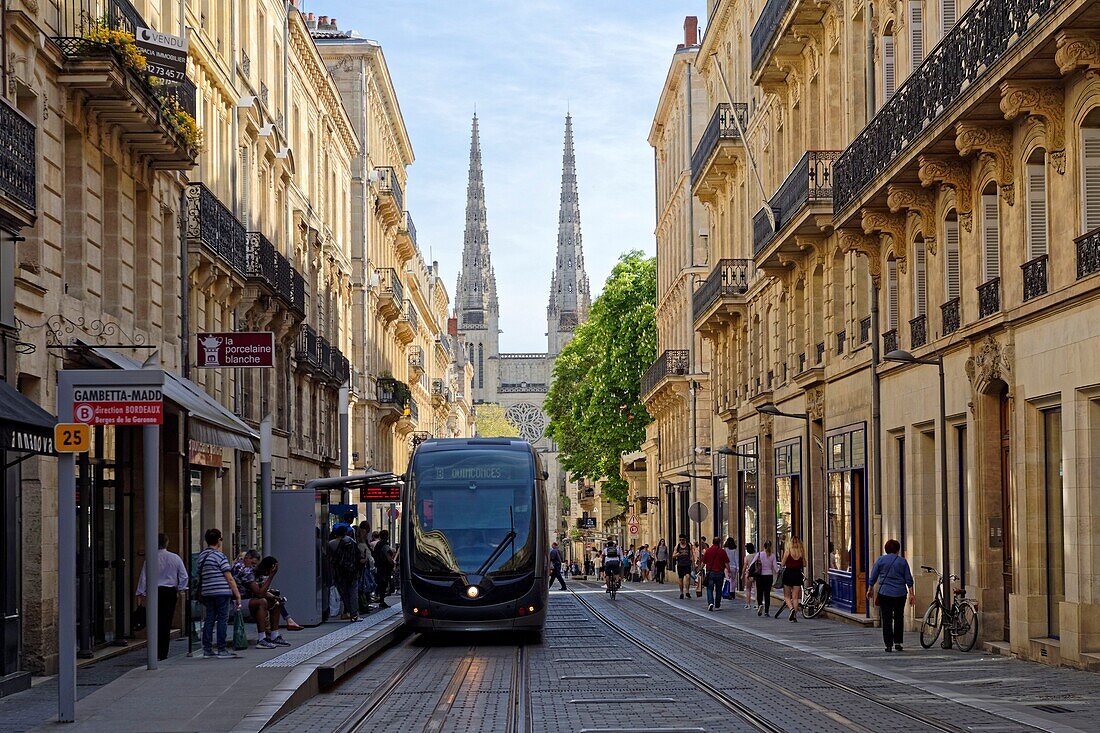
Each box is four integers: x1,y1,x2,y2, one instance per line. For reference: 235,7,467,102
1000,81,1067,174
1055,31,1100,76
760,412,774,437
964,334,1014,393
806,387,825,421
918,156,974,232
837,229,882,287
955,122,1016,206
886,184,938,248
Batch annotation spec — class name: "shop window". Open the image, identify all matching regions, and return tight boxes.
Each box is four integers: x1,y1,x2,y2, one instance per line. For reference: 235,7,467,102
828,473,852,572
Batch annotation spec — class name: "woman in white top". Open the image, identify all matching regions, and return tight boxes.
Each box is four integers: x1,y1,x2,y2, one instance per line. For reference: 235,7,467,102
722,537,738,602
749,540,780,616
741,542,756,608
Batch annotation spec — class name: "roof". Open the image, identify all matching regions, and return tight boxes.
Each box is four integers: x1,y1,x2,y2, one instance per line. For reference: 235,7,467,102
416,438,533,452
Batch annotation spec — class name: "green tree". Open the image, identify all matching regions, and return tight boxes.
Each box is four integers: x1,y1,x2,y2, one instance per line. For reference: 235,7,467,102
474,403,519,438
546,250,656,506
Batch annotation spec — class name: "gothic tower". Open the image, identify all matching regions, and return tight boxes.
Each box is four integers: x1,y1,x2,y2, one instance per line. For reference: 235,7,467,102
455,114,500,402
547,114,592,355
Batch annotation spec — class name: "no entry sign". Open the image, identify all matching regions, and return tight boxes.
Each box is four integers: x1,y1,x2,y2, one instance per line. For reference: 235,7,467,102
72,386,163,426
197,332,275,368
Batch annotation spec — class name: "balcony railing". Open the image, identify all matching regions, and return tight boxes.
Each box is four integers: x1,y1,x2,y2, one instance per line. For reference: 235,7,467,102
239,49,251,78
833,0,1062,215
186,183,247,276
378,267,404,303
1022,254,1049,301
978,277,1001,319
405,301,419,333
408,346,425,372
431,379,445,397
641,349,690,399
291,270,305,315
750,0,792,74
909,315,928,349
941,298,961,336
0,97,36,216
407,399,419,423
859,316,871,344
754,151,838,254
246,232,298,308
882,329,898,355
1077,227,1100,279
691,103,749,187
296,324,321,369
376,166,404,212
692,259,753,321
377,377,402,406
404,212,417,246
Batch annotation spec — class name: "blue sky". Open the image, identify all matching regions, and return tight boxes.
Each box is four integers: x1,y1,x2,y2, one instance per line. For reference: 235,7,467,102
307,1,697,351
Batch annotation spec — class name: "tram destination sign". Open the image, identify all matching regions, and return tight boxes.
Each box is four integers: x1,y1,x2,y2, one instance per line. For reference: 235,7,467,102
197,332,275,368
72,386,163,426
360,483,402,502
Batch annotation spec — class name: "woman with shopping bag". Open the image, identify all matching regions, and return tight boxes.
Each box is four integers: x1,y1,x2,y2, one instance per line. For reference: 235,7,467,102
867,539,915,652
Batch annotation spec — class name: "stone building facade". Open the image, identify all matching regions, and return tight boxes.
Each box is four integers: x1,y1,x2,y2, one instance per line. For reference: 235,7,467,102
642,0,1100,669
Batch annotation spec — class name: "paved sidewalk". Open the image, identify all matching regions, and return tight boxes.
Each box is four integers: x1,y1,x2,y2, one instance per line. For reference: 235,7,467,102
25,605,402,733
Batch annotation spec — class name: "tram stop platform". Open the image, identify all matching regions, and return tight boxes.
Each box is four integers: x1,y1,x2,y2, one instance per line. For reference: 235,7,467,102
30,605,404,733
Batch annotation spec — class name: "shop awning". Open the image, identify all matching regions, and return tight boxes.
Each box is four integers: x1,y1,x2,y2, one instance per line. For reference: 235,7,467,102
86,346,259,453
0,380,57,455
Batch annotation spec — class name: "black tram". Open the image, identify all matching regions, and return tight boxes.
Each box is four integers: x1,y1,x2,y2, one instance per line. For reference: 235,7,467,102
400,438,549,632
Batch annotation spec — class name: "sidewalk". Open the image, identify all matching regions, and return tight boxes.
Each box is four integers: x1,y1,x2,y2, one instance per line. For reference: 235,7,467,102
25,605,403,733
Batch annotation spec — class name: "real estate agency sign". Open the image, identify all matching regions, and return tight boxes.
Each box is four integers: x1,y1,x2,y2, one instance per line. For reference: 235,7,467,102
197,332,275,368
72,385,163,426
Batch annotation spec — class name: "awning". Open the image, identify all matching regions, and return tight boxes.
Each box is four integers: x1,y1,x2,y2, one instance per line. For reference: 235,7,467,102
85,346,259,453
0,380,57,455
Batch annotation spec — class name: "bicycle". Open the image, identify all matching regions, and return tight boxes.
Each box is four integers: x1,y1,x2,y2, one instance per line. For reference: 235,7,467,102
801,575,832,619
918,566,979,651
605,569,622,600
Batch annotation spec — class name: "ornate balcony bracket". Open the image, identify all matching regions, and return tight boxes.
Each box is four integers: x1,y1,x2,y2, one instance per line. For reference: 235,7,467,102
1056,31,1100,76
886,185,937,257
955,122,1016,205
861,208,914,262
837,229,882,287
1000,81,1066,174
918,156,973,234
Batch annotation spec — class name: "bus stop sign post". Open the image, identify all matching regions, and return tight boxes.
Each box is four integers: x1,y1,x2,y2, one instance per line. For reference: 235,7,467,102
57,368,165,723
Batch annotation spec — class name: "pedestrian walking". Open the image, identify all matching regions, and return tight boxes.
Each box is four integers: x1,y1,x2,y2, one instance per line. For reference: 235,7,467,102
672,535,694,599
548,542,567,590
722,537,738,602
327,525,362,621
751,541,778,617
372,529,396,607
196,528,243,659
701,537,730,611
654,539,668,583
742,542,757,609
639,545,652,582
135,533,188,661
694,538,707,598
779,536,806,621
867,539,916,652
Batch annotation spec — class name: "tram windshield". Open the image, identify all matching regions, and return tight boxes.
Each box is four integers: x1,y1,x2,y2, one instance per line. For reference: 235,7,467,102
409,448,536,577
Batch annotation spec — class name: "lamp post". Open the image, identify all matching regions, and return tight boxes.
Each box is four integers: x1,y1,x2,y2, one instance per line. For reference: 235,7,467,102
884,348,952,649
758,403,815,581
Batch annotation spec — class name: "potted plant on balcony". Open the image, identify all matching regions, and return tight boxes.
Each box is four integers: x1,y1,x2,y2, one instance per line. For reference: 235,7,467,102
82,17,147,73
378,370,412,408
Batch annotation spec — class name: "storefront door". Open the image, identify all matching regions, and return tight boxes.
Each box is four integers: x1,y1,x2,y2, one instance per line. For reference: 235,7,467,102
826,425,868,614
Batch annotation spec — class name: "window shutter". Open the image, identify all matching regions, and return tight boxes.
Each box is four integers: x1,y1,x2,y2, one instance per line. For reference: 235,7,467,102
910,2,925,70
887,259,899,328
1027,163,1048,260
914,241,927,316
982,193,1001,282
1082,129,1100,233
941,0,957,35
945,220,961,301
883,35,896,99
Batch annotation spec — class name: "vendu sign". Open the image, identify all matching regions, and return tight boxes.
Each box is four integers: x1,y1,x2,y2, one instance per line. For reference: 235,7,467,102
197,332,275,368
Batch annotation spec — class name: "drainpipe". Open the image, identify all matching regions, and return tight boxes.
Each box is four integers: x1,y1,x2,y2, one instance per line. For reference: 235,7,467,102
866,2,876,121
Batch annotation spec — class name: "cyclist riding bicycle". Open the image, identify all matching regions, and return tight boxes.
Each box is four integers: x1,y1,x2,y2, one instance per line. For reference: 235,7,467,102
602,540,623,587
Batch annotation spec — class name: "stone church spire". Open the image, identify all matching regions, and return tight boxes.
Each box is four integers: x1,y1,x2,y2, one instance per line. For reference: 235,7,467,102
547,114,591,355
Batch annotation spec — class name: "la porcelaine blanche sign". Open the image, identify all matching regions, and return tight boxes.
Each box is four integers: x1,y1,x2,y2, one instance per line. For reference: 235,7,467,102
197,332,275,368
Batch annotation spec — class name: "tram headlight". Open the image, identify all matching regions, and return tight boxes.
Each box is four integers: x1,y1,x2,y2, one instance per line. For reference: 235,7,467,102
466,585,480,599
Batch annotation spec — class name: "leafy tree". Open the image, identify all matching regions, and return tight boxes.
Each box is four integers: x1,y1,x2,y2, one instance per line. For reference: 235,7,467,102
546,250,656,507
474,403,519,438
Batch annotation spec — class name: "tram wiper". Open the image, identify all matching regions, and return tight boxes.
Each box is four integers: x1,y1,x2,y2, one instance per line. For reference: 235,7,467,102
474,507,516,577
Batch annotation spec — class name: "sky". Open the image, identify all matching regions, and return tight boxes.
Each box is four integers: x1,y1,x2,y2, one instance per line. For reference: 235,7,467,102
304,1,697,352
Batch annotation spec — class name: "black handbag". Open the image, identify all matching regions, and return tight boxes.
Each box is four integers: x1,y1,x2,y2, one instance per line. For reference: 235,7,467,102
133,605,147,631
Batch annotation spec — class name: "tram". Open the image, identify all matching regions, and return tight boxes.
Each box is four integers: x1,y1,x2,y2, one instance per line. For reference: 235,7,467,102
400,438,549,632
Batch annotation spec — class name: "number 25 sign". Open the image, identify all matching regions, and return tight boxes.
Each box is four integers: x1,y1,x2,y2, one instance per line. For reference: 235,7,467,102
54,423,91,453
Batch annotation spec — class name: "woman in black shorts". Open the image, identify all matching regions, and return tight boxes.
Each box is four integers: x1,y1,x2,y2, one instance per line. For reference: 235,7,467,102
672,535,694,599
779,536,805,621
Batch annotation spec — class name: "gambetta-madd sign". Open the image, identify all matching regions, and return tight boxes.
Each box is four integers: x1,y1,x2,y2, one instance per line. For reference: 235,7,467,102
197,332,275,368
134,27,189,84
72,386,164,426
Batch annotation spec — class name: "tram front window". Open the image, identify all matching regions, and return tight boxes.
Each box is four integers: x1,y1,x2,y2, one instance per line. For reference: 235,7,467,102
410,449,536,577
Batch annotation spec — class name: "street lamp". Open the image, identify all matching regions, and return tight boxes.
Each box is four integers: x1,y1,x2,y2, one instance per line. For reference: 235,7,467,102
884,348,952,649
758,402,815,581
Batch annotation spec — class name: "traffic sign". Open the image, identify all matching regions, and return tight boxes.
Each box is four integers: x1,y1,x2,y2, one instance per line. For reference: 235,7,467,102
628,514,639,526
197,332,275,368
629,525,640,536
688,501,708,523
387,506,400,520
72,385,163,425
54,424,90,453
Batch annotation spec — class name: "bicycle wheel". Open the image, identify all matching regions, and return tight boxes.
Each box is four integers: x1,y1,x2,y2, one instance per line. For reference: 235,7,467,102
954,601,979,652
803,592,825,618
919,603,943,649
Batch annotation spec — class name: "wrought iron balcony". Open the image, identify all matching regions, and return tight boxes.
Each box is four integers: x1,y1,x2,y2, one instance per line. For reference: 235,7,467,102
331,349,350,386
978,278,1001,319
186,183,247,276
691,103,749,189
296,324,321,371
941,298,961,336
642,349,690,400
317,337,334,380
859,316,872,344
377,376,402,406
408,346,425,375
0,97,36,227
396,211,418,261
750,0,791,73
375,166,404,227
407,398,419,424
239,49,251,79
754,150,838,255
833,0,1063,216
291,270,305,316
693,259,754,326
376,268,403,321
1022,254,1049,301
260,81,270,109
909,315,928,349
882,329,898,356
431,379,446,406
1077,227,1100,279
246,231,300,312
836,330,846,356
395,300,418,344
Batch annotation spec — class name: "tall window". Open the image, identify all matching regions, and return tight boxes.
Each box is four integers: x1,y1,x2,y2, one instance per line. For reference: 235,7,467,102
1027,157,1049,260
477,344,484,389
1081,127,1100,233
882,31,897,100
909,1,925,71
941,0,957,36
914,238,927,317
981,187,1001,282
886,258,899,329
1043,408,1064,638
944,217,961,300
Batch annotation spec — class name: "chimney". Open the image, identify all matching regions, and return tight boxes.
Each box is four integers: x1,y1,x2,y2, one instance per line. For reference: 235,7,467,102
448,317,458,337
330,18,337,30
684,16,699,47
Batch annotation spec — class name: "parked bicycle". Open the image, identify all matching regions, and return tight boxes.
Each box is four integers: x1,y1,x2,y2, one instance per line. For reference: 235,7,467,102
918,566,979,651
801,575,832,618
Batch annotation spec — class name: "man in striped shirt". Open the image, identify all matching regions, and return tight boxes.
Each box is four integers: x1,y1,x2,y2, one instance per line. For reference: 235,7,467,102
197,528,242,659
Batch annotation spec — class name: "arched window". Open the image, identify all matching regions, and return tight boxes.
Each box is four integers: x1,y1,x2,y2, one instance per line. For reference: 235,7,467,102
981,183,1001,283
944,214,961,302
1080,125,1100,233
913,237,927,317
886,258,900,329
1027,150,1049,260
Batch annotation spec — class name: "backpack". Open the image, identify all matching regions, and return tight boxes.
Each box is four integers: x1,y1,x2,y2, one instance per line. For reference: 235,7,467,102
333,538,360,577
605,546,618,559
372,542,392,569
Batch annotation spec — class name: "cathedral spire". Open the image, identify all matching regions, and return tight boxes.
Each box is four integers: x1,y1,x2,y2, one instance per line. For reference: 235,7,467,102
548,114,591,354
456,114,498,329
